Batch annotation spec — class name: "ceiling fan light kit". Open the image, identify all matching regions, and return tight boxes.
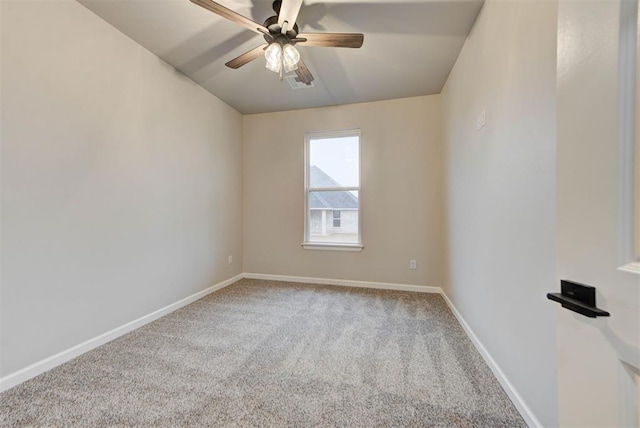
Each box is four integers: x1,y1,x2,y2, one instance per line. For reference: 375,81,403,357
264,39,301,79
189,0,364,85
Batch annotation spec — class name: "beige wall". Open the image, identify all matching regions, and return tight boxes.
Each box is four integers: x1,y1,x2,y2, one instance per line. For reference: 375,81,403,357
243,96,443,286
441,1,558,426
0,0,243,377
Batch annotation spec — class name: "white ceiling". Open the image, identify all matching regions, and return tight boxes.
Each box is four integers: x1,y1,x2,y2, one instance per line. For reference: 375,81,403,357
78,0,483,114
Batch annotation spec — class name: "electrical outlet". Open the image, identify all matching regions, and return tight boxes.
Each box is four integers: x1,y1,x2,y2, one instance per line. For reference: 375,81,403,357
410,259,417,270
228,255,233,265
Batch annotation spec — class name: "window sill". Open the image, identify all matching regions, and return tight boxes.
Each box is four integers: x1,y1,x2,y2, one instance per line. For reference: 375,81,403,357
301,243,364,252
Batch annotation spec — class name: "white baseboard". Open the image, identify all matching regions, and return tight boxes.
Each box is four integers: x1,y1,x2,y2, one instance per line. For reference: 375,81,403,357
1,271,540,428
0,273,243,393
243,272,441,294
439,291,542,428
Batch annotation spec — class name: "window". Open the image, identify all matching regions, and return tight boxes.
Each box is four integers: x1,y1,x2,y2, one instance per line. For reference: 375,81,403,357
332,211,341,228
303,129,362,251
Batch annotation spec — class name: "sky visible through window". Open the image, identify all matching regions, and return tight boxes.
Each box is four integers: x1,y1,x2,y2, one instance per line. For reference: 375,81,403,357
309,136,359,187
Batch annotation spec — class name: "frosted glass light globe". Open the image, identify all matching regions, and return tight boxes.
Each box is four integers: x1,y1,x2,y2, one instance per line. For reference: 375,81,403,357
282,44,300,73
264,43,282,73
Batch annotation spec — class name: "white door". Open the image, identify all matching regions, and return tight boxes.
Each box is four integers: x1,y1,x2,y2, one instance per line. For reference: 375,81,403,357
556,0,640,426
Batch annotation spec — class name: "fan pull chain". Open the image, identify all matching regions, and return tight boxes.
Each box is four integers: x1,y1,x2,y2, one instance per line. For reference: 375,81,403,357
279,57,284,81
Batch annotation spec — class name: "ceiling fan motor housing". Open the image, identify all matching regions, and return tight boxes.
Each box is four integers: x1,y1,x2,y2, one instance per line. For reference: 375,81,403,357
263,15,299,40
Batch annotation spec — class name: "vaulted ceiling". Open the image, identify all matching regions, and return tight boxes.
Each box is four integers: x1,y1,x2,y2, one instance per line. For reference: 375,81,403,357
78,0,483,114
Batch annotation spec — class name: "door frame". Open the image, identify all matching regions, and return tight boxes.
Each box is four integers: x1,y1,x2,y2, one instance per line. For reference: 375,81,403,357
618,0,640,274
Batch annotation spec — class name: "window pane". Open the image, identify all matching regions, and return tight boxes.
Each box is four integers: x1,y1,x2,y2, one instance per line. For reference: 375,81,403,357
308,191,359,244
309,136,359,188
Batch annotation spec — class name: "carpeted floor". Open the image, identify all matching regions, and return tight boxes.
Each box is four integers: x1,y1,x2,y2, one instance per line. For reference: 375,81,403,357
0,279,526,427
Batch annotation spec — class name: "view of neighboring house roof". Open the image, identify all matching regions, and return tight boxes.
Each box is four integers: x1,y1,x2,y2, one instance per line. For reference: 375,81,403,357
309,166,358,210
310,165,343,188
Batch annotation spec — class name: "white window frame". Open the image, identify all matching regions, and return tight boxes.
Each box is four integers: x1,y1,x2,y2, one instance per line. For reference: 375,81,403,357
303,128,363,251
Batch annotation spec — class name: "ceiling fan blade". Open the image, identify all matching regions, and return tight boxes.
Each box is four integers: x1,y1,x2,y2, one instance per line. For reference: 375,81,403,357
295,57,314,85
297,32,364,48
190,0,269,35
278,0,304,31
225,44,268,69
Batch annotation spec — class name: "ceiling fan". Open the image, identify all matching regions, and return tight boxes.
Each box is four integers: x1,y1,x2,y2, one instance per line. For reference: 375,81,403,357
190,0,364,85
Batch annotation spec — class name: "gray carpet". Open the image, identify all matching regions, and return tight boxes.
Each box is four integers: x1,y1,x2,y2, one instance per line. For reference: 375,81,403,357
0,279,526,427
